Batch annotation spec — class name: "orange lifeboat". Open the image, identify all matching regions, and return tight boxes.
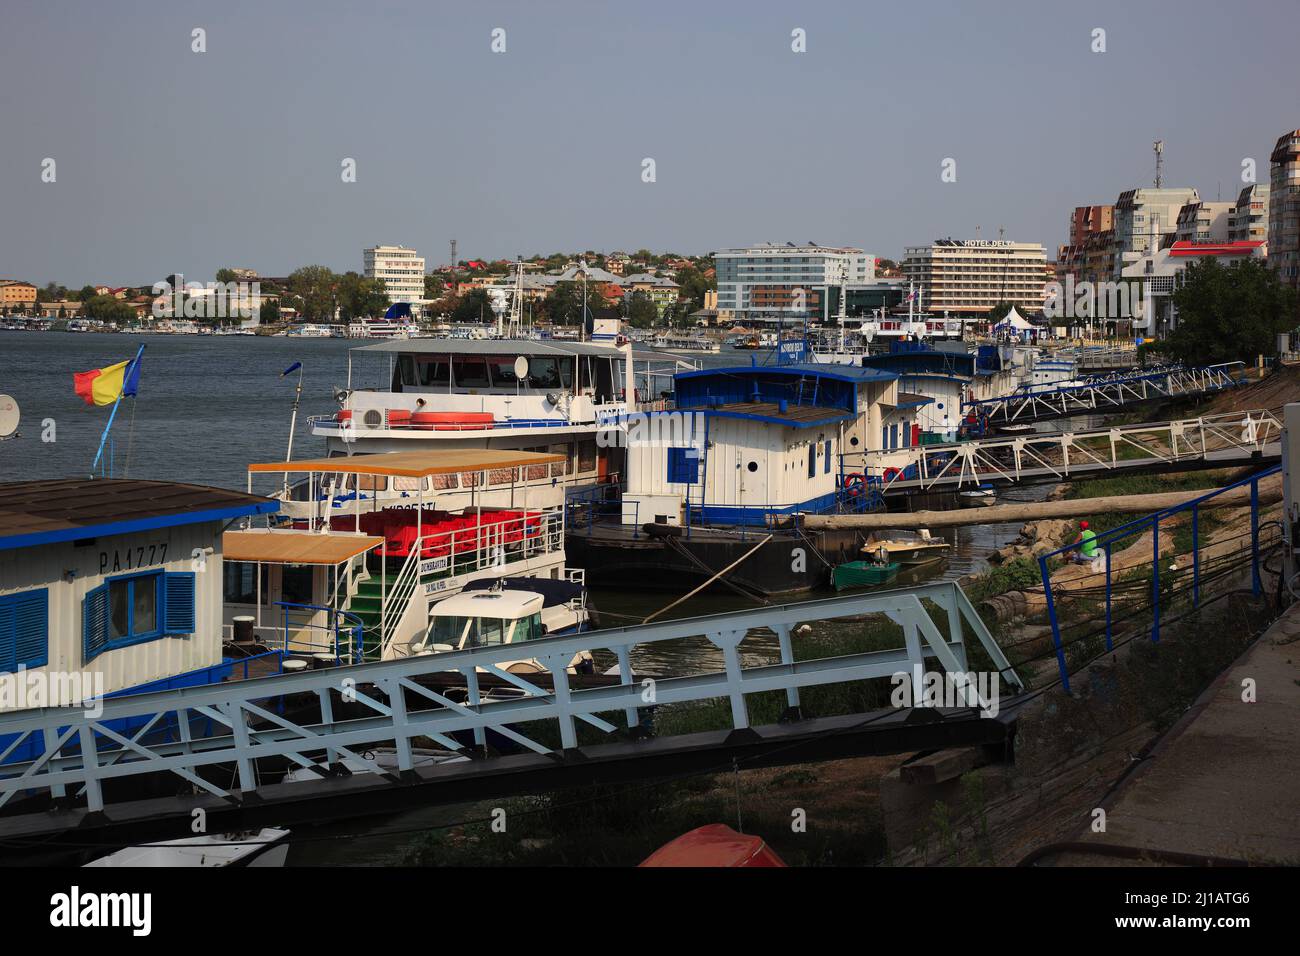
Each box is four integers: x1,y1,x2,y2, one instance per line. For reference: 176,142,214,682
410,411,495,431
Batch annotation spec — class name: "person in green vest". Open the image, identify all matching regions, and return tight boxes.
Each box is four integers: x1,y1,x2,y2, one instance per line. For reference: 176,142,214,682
1072,520,1099,564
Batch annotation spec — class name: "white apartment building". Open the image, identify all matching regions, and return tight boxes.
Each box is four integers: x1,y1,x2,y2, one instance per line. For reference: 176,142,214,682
1112,187,1199,277
363,245,425,315
714,242,876,324
1228,184,1270,243
901,239,1048,316
1173,201,1233,244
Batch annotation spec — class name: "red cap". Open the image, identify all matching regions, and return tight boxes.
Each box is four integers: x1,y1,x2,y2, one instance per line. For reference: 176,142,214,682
1080,520,1089,529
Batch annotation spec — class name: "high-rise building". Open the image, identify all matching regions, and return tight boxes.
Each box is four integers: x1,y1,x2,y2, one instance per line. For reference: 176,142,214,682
714,242,876,324
363,245,425,314
1269,129,1300,293
1058,205,1115,285
901,239,1048,316
1112,188,1200,277
1173,201,1233,244
1228,184,1270,243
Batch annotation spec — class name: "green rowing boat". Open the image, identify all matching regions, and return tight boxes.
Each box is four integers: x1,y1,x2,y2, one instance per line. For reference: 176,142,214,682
831,560,900,591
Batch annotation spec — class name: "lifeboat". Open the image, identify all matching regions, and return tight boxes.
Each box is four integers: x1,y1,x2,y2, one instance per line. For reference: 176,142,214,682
410,411,495,431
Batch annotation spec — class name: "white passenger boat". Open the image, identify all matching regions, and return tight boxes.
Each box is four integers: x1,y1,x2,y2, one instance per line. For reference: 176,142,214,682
83,829,291,868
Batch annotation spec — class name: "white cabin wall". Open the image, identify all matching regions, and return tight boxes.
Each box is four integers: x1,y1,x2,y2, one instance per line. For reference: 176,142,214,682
0,523,224,711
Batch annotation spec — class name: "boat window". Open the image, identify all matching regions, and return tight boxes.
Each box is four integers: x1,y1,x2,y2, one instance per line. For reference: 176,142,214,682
223,562,268,605
431,615,471,648
488,357,521,387
549,443,571,475
393,476,422,491
452,356,491,389
281,566,314,605
578,439,596,473
514,613,543,642
594,358,615,403
824,439,832,474
394,356,413,392
528,357,572,390
107,573,160,641
418,356,451,387
356,474,388,492
577,355,592,391
807,444,816,478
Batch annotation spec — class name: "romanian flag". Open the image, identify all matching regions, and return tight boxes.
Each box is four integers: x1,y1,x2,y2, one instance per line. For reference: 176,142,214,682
74,355,142,407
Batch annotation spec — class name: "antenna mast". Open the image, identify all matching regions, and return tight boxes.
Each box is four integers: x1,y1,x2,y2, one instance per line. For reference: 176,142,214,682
1153,140,1164,189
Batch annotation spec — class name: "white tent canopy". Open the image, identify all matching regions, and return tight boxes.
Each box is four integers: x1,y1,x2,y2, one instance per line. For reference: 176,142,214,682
993,306,1034,331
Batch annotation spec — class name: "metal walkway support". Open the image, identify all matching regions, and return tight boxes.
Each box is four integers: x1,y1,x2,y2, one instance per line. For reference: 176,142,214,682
968,362,1244,425
848,409,1280,494
0,582,1021,819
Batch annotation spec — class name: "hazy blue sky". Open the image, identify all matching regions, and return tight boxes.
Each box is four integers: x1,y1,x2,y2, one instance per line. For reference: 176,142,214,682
2,0,1297,286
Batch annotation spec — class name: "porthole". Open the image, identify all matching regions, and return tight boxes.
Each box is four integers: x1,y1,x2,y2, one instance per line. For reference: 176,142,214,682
747,461,758,472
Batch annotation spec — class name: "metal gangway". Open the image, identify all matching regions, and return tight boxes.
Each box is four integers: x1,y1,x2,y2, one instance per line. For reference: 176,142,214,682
847,409,1280,494
0,582,1023,843
968,362,1244,426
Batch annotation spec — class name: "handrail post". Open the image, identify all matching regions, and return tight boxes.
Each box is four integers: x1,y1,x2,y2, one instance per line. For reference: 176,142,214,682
1151,517,1161,643
1191,504,1200,607
1039,554,1070,693
1251,476,1261,596
1103,543,1113,651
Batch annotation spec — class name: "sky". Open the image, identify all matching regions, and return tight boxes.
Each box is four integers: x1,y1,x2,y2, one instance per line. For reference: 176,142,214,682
1,0,1297,287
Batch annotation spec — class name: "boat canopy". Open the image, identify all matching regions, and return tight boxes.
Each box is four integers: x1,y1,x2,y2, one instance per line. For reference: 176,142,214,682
223,530,384,565
352,339,625,358
247,449,566,479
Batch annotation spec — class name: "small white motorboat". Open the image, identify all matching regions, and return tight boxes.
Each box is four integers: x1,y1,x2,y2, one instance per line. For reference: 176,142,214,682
83,828,290,868
862,529,952,565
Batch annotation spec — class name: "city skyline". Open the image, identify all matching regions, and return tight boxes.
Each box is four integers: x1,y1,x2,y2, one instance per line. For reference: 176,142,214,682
1,0,1297,286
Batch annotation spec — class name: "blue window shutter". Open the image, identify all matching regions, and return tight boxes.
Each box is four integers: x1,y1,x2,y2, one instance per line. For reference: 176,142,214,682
83,584,110,663
667,448,698,485
13,589,49,669
163,572,196,634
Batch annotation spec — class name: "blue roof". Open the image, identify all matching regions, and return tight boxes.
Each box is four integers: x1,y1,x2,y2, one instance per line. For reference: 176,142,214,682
676,363,897,384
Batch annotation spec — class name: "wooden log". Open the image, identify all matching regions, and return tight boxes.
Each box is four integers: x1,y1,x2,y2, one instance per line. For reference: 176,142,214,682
801,483,1281,531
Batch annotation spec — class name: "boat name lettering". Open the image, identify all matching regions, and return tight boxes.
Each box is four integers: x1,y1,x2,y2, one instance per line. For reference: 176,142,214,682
100,542,168,574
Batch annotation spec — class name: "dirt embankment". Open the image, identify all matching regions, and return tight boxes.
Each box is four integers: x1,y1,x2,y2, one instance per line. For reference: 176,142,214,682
1200,363,1300,415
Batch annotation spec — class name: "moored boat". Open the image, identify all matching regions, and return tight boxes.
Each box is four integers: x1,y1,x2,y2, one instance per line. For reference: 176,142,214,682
862,528,951,565
831,559,900,590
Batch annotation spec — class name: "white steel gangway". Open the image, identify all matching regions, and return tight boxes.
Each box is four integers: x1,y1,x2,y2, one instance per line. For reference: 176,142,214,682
849,409,1280,494
968,362,1245,426
0,582,1022,843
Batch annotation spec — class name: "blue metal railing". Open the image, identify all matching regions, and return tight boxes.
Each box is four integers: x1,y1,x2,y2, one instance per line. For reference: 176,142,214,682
274,601,364,665
1036,465,1279,693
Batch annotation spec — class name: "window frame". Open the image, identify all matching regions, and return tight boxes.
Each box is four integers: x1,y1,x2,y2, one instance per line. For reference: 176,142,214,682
0,587,49,674
102,569,165,651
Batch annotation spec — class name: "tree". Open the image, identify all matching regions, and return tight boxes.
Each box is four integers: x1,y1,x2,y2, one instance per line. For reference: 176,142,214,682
335,271,389,321
986,301,1018,323
1162,258,1298,367
81,294,135,325
543,282,589,327
424,274,445,299
452,289,492,324
675,264,716,310
626,291,658,329
215,268,238,285
76,285,97,302
287,265,338,322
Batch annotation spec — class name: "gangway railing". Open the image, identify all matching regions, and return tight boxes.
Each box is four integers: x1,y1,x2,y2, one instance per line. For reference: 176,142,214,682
1036,465,1281,693
967,361,1245,425
274,601,363,666
844,409,1280,493
0,581,1022,813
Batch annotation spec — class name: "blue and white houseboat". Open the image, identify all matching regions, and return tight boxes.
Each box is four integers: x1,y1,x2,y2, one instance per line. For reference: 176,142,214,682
565,361,901,596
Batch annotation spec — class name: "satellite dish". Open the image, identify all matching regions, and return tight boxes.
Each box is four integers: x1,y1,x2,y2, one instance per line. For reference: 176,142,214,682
513,356,529,380
0,395,19,440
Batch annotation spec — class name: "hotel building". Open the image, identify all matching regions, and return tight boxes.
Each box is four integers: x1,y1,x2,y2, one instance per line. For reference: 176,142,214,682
714,242,876,324
901,239,1048,316
363,245,426,315
1269,129,1300,293
0,280,37,312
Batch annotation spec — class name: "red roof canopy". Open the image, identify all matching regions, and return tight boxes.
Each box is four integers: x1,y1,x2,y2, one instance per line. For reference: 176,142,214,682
1168,240,1264,258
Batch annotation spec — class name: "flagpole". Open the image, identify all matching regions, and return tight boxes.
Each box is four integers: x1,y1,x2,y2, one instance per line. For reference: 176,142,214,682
90,344,145,478
282,361,304,496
